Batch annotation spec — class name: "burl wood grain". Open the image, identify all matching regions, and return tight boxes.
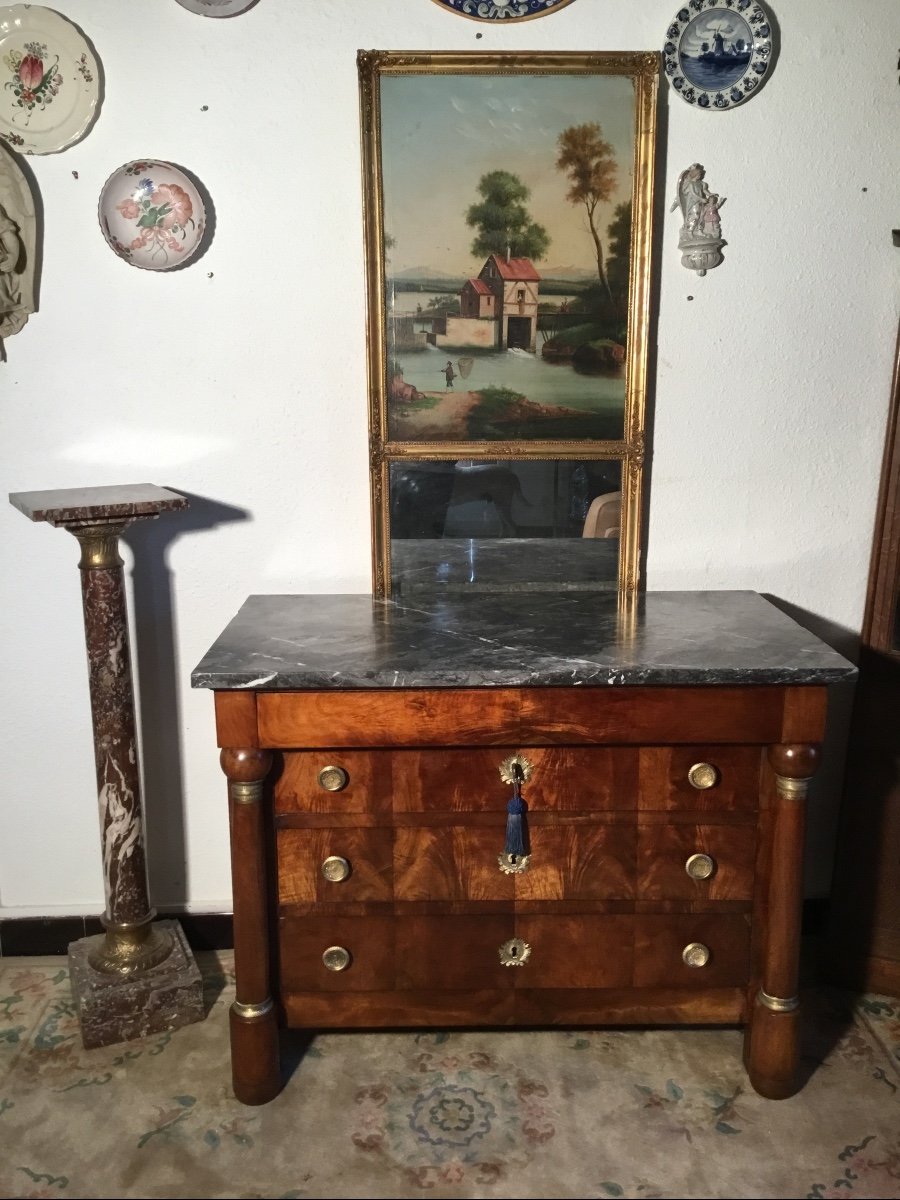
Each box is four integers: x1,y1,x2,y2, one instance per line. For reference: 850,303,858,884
279,915,395,992
278,912,751,993
638,746,762,812
637,823,757,901
394,824,636,902
280,988,746,1028
258,686,823,749
274,745,762,816
277,828,393,904
633,914,751,988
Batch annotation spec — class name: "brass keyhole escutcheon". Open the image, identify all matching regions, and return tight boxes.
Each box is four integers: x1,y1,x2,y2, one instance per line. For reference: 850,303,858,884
685,852,716,880
321,855,351,883
498,851,531,875
499,754,534,785
318,765,349,792
687,762,719,790
682,942,710,968
499,937,531,967
322,945,351,972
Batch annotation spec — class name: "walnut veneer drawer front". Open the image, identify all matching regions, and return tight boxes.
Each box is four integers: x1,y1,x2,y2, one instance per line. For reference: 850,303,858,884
276,821,756,905
274,745,761,816
257,686,808,747
278,914,751,993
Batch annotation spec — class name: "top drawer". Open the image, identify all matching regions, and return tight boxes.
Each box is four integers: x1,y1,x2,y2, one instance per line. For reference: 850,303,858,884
274,746,761,815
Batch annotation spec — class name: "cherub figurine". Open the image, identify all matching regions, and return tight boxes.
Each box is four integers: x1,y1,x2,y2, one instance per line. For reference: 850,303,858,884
701,192,726,238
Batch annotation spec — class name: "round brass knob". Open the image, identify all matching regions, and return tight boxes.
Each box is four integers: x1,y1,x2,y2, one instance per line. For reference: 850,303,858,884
685,852,716,880
682,942,710,968
687,762,719,790
321,855,351,883
322,945,351,972
317,765,349,792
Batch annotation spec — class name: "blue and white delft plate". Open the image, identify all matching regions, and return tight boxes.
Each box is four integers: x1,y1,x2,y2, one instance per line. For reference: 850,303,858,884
664,0,774,110
431,0,576,21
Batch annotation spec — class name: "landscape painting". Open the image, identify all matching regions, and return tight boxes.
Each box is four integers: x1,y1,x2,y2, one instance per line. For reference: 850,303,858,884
368,54,657,445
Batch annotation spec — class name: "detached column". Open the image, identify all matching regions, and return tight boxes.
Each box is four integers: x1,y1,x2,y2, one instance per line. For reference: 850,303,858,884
9,484,204,1048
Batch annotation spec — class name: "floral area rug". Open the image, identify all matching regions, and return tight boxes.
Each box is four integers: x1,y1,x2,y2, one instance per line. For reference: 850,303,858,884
2,953,899,1200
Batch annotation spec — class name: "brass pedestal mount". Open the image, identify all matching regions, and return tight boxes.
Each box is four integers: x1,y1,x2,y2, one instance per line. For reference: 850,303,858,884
87,911,175,975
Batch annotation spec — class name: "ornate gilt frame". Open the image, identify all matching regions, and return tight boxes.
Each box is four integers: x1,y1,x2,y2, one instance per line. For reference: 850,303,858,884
358,50,659,597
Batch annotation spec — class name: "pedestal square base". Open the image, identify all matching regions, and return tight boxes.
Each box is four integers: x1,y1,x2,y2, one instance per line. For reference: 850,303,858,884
68,919,205,1050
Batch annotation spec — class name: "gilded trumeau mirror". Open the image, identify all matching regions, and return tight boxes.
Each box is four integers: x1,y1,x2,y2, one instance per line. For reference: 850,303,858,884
358,50,659,597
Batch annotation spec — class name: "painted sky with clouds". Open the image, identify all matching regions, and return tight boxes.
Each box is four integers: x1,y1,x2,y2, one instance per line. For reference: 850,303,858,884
380,73,635,277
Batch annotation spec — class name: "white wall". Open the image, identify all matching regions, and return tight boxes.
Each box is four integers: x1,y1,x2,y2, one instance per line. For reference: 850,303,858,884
1,0,898,917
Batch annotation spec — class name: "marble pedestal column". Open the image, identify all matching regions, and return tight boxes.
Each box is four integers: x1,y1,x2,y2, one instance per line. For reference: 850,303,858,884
9,484,204,1048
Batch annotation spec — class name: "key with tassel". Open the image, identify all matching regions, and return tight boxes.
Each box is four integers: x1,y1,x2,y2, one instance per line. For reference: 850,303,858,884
498,754,532,875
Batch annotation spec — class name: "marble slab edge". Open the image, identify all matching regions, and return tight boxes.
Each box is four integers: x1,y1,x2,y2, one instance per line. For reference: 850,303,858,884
8,484,188,525
190,664,857,690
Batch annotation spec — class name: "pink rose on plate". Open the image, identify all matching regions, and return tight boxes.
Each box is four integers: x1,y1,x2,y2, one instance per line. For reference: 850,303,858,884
18,54,43,90
116,197,141,220
150,183,193,229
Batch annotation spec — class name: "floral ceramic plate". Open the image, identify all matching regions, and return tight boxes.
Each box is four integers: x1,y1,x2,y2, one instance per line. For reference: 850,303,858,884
664,0,774,110
0,4,100,153
431,0,576,20
174,0,259,15
99,161,207,272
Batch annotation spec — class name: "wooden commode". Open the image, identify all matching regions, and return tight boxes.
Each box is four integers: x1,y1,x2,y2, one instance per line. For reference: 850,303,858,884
191,591,855,1105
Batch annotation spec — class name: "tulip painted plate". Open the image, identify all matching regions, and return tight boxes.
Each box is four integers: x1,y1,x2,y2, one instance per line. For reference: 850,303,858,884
431,0,576,20
0,4,100,153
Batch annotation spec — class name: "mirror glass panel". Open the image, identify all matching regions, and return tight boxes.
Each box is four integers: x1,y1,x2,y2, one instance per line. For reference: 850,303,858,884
389,458,622,596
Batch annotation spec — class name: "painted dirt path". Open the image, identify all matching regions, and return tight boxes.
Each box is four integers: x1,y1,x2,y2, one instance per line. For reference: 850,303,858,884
389,389,480,440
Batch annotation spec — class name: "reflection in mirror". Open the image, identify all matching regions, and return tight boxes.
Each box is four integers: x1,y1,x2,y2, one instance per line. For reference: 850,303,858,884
389,458,622,595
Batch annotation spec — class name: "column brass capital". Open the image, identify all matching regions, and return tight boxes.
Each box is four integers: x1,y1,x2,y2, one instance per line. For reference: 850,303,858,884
231,780,264,805
71,522,128,570
773,775,811,801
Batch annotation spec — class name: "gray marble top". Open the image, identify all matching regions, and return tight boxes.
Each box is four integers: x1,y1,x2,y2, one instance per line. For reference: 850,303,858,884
9,484,188,526
190,591,856,691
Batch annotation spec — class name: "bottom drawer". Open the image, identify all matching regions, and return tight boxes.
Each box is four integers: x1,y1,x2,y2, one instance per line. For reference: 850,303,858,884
278,912,751,994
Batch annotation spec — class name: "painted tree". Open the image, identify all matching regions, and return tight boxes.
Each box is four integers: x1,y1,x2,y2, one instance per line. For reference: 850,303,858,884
605,200,632,303
556,123,617,299
465,170,550,262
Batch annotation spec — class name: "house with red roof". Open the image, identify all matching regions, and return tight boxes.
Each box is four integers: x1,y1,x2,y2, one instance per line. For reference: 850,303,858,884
478,254,541,352
460,277,496,320
430,254,542,352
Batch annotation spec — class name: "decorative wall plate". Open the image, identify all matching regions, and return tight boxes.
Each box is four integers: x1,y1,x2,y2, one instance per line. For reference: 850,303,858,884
664,1,774,110
99,161,207,272
174,0,259,15
0,4,100,153
431,0,576,20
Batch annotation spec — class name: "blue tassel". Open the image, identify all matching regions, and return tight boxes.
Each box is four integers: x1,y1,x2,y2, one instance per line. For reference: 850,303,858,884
504,779,528,857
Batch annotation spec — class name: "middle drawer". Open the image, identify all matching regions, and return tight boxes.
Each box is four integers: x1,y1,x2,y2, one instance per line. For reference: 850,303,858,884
276,820,756,904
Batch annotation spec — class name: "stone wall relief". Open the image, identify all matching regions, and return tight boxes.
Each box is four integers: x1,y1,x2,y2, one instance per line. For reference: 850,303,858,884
670,162,726,277
0,140,37,351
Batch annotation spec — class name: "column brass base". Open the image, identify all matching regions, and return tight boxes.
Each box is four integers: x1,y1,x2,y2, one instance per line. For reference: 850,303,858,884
69,919,204,1050
87,910,175,975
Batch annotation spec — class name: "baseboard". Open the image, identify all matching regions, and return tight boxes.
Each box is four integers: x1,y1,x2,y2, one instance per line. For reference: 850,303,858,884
1,902,831,958
0,912,234,957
